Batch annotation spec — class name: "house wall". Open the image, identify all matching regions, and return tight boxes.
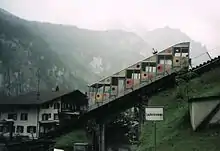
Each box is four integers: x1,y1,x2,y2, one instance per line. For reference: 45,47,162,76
0,106,38,138
38,99,62,136
0,99,62,139
39,99,61,121
189,99,220,131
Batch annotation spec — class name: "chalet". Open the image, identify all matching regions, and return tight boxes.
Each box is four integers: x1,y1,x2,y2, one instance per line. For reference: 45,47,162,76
188,95,220,131
0,89,88,139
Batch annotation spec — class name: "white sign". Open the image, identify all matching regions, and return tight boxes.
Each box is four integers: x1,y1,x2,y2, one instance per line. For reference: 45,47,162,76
145,107,164,121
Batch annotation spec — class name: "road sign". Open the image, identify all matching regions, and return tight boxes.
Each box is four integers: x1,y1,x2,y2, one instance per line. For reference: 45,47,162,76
145,107,164,121
145,107,164,151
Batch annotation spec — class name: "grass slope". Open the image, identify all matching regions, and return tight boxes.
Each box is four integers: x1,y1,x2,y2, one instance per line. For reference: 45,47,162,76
139,68,220,151
55,130,90,149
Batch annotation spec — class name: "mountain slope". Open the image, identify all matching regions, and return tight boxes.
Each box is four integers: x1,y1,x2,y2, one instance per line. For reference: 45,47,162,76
0,9,88,94
0,8,152,95
27,22,152,76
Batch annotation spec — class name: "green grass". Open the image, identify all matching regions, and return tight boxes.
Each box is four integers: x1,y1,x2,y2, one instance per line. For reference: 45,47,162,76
138,68,220,151
55,130,90,149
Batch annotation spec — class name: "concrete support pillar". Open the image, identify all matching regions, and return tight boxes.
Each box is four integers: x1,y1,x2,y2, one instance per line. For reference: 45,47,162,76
138,104,145,139
99,123,105,151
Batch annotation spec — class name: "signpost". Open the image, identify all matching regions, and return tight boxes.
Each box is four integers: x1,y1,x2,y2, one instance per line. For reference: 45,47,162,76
145,107,164,151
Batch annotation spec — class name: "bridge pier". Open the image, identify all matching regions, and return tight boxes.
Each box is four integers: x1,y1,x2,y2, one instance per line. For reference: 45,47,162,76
137,94,147,140
137,105,145,139
98,123,105,151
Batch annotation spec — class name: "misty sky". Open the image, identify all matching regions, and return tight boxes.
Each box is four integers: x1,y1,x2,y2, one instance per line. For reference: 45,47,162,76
0,0,220,54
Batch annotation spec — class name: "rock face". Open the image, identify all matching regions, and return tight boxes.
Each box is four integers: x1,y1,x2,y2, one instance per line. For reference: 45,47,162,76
0,9,209,96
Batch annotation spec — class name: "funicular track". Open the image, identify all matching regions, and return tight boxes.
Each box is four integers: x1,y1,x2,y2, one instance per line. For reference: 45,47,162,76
43,55,220,139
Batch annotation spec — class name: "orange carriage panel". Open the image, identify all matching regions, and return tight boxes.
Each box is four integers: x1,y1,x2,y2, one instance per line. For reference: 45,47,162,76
95,93,103,103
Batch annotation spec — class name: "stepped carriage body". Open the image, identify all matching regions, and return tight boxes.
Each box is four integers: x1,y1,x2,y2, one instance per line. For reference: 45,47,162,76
87,42,190,106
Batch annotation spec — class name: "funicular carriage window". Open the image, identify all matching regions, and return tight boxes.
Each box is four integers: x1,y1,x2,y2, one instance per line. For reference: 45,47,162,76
111,77,118,91
157,54,173,74
145,62,157,73
141,62,156,81
173,46,189,67
111,77,119,86
174,48,181,56
181,48,189,57
126,70,132,79
157,54,173,64
132,73,140,79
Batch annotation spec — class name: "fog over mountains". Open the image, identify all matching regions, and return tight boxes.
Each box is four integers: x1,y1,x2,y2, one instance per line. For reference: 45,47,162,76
0,8,210,96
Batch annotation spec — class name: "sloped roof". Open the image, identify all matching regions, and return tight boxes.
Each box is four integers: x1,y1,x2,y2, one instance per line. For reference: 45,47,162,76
0,90,86,105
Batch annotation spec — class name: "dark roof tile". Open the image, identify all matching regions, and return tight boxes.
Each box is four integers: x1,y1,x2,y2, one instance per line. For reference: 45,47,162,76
0,90,86,105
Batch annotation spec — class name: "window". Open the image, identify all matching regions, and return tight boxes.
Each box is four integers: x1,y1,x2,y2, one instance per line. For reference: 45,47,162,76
49,103,53,108
27,126,36,133
0,126,15,133
132,73,140,79
54,103,60,109
16,126,24,133
0,126,3,132
54,114,59,120
42,104,49,109
48,113,51,119
3,126,8,133
20,113,28,121
42,114,49,121
8,113,17,120
159,59,172,65
146,67,156,73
